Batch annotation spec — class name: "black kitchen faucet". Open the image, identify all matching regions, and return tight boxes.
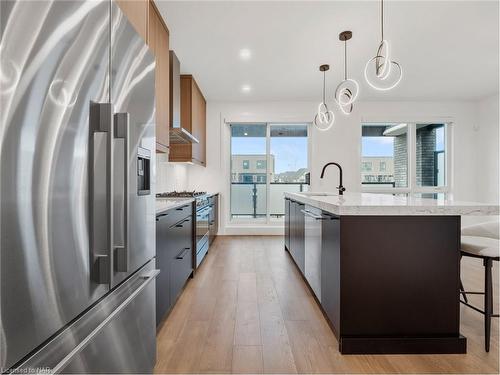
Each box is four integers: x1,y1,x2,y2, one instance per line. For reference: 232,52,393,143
320,162,346,195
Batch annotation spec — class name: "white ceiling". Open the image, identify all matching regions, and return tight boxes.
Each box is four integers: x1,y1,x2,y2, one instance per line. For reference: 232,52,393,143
155,1,499,102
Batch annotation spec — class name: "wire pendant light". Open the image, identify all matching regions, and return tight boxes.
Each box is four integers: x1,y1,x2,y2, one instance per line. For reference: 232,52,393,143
335,31,359,115
313,64,335,131
364,0,402,91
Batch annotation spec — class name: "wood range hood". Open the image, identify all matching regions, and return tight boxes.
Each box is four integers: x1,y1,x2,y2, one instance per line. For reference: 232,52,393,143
169,50,199,144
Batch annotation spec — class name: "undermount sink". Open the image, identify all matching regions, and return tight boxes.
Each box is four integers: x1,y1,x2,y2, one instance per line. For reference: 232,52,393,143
299,192,338,197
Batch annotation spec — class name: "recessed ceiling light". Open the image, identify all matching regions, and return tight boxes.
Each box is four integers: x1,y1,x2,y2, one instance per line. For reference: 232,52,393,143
239,48,251,60
241,84,251,93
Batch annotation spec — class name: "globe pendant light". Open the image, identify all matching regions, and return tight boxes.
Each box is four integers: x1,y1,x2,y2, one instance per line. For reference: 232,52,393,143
364,0,403,91
313,64,335,131
335,31,359,115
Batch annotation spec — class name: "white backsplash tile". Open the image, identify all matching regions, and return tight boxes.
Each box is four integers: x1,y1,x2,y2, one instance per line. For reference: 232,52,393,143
156,153,189,192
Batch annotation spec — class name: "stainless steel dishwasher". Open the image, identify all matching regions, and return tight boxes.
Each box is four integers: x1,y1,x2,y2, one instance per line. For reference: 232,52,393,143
302,205,323,301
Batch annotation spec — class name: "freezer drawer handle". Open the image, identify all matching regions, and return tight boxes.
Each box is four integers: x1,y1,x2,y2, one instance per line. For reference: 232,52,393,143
52,268,160,373
300,209,326,220
114,112,130,273
89,102,113,284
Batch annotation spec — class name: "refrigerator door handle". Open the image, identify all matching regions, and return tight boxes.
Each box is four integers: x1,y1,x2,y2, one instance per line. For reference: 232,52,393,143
114,112,130,273
89,102,113,284
52,269,160,374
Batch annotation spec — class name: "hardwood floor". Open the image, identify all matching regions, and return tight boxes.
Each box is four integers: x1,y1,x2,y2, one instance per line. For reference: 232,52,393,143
155,236,499,374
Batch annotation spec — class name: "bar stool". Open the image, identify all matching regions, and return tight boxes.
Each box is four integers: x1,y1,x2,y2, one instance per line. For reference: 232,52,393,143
459,221,499,352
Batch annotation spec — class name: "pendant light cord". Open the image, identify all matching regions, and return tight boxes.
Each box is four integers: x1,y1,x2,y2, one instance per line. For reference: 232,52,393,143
322,70,326,103
381,0,384,40
344,40,347,80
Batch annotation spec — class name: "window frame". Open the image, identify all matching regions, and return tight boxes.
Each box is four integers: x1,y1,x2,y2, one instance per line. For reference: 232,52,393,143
229,122,310,224
360,122,452,196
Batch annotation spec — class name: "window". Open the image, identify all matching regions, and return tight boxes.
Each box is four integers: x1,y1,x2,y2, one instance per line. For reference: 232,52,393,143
256,160,266,169
361,161,373,172
361,122,450,195
231,124,267,218
230,123,309,221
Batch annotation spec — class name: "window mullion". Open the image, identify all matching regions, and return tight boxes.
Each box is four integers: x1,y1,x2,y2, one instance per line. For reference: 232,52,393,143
266,123,271,224
409,123,417,194
445,123,452,193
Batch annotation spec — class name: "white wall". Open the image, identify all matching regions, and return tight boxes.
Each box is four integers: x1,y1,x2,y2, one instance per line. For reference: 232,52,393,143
156,96,499,234
475,94,499,204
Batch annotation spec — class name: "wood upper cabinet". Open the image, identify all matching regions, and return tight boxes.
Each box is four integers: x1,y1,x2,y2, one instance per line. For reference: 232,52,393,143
116,0,148,42
169,75,206,166
148,2,170,152
117,0,170,152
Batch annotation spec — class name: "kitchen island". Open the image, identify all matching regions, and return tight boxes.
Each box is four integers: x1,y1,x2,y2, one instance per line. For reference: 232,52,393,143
284,192,499,355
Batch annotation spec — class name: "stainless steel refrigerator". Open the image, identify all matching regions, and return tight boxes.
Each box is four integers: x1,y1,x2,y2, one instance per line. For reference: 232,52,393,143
1,0,158,372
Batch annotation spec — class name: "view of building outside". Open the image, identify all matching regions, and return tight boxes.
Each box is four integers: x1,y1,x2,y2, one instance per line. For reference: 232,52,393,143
230,124,308,219
231,155,275,183
361,156,395,186
416,124,445,187
230,124,267,218
362,123,446,190
362,123,408,188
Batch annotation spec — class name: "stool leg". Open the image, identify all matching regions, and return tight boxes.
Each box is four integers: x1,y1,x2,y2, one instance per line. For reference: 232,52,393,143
460,279,468,303
484,258,493,352
460,254,468,303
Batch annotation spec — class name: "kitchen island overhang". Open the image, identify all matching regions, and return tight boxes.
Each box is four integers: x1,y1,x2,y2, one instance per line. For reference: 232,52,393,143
284,192,499,355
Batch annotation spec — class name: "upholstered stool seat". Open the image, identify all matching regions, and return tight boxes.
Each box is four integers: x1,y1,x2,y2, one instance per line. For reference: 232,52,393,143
461,236,500,258
460,221,499,352
462,221,500,240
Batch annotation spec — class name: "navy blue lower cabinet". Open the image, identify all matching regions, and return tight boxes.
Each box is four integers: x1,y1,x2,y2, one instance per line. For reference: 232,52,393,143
293,202,305,273
155,213,173,326
284,198,291,251
155,206,194,326
320,213,341,336
287,200,305,273
170,216,193,303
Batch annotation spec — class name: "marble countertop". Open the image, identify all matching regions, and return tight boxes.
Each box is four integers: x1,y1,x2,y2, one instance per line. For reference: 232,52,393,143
156,198,194,215
285,192,500,216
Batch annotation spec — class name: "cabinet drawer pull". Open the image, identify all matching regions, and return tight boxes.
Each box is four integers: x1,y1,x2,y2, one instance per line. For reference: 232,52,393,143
176,205,189,211
171,218,190,228
156,213,168,221
176,247,191,259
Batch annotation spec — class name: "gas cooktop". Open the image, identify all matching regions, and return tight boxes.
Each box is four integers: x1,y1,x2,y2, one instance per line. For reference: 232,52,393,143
156,191,207,198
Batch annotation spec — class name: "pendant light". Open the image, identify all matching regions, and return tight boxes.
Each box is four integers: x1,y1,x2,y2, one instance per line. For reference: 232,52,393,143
313,64,335,131
364,0,402,91
335,31,359,115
